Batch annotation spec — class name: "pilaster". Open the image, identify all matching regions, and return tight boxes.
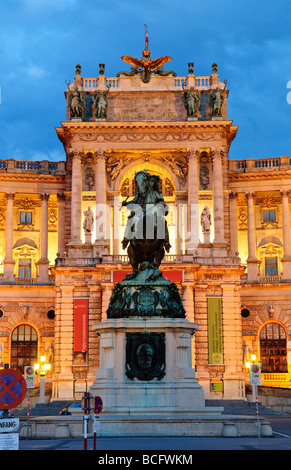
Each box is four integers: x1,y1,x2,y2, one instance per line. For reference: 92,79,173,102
281,190,291,280
3,193,15,281
38,193,50,283
246,192,258,282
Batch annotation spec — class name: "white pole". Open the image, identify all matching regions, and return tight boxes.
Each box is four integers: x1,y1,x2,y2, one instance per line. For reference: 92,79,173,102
39,375,45,404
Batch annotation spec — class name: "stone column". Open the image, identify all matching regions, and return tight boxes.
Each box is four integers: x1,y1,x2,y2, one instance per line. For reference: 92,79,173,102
212,149,225,244
38,193,49,283
281,190,291,279
246,192,258,281
187,150,199,252
193,282,210,392
52,284,75,401
182,282,196,369
3,193,15,281
94,150,109,253
229,192,238,255
70,151,82,245
57,193,66,257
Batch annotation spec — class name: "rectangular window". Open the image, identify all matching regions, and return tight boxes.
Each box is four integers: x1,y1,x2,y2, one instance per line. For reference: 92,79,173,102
19,259,31,278
265,257,278,276
20,211,32,224
263,209,276,222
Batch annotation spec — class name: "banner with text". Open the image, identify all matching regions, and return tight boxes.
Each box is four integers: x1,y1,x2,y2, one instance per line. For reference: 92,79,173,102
207,297,223,365
74,298,89,352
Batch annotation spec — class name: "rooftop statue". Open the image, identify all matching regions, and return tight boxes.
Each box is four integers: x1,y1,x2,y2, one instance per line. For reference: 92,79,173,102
94,85,110,120
67,85,86,120
117,25,176,83
121,170,171,271
182,83,201,119
209,83,226,118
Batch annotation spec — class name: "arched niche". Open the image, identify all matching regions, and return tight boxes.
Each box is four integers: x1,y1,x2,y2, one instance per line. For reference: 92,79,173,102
116,160,177,198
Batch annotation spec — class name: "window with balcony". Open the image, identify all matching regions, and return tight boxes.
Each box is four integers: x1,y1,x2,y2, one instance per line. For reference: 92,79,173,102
260,322,287,373
19,259,31,279
265,257,278,276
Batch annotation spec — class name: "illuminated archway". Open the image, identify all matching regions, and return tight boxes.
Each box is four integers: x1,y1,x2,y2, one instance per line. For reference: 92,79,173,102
10,324,38,374
259,321,288,373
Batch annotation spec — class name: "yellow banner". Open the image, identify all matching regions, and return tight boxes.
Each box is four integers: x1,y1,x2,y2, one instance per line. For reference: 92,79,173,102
207,297,223,365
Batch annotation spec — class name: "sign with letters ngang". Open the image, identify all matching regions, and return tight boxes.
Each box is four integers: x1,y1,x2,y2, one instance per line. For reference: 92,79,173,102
74,299,89,352
207,297,223,365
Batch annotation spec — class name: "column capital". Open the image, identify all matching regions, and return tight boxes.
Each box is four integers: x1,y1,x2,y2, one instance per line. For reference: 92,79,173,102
246,191,255,200
40,193,50,202
210,148,224,160
5,193,15,201
229,191,237,200
57,192,66,201
95,149,107,161
281,189,290,198
69,149,83,161
186,149,199,160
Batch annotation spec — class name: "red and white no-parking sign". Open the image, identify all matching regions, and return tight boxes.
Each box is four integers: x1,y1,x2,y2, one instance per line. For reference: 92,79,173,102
0,368,27,410
94,396,103,414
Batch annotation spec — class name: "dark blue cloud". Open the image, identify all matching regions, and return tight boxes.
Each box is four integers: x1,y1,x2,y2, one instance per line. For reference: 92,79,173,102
0,0,291,161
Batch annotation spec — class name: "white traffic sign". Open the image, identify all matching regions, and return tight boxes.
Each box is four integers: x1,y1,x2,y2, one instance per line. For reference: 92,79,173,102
250,363,261,386
24,366,35,389
0,433,19,450
0,418,19,433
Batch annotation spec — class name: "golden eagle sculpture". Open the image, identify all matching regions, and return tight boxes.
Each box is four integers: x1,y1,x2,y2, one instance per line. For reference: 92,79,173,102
117,25,176,83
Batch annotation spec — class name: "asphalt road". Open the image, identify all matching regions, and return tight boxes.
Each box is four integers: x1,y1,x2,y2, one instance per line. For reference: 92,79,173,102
17,416,291,452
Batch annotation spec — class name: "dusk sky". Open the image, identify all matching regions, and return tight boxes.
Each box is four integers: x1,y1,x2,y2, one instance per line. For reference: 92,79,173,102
1,0,291,162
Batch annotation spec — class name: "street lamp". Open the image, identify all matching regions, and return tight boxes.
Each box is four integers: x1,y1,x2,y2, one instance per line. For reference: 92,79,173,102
34,355,51,404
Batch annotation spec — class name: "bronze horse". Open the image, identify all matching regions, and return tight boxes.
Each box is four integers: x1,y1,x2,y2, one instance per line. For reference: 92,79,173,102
121,170,170,271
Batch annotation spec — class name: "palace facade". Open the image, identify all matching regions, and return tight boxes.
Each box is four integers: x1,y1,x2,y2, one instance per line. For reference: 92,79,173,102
0,49,291,402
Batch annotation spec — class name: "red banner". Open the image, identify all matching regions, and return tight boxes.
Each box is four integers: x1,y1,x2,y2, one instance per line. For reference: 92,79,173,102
74,299,88,352
112,270,183,283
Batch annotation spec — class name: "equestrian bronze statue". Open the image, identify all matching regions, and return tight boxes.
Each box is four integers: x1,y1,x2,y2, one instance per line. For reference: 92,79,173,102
121,170,171,271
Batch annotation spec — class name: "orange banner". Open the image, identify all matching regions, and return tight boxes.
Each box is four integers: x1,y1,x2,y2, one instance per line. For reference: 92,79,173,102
74,299,88,352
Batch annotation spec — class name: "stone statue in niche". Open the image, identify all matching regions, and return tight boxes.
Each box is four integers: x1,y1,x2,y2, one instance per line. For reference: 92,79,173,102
200,206,212,233
94,85,110,120
83,206,94,233
200,165,210,190
67,85,86,120
209,84,226,118
84,167,95,191
182,84,201,119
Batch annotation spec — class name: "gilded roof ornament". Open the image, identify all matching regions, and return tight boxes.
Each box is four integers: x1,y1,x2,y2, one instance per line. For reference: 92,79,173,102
118,25,176,83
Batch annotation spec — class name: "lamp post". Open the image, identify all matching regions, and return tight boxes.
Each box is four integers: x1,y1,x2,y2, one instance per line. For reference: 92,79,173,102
34,355,51,404
246,354,261,437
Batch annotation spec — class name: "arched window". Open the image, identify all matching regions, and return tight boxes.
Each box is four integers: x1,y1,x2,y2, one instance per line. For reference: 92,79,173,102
260,322,287,373
11,325,38,374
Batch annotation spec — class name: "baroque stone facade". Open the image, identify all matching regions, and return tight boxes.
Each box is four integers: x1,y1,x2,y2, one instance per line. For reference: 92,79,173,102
0,50,291,403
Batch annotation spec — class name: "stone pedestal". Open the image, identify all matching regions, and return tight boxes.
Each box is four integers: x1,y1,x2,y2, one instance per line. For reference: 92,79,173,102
90,317,208,415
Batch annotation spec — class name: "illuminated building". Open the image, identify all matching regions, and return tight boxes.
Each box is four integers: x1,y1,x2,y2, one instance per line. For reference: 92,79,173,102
0,47,290,402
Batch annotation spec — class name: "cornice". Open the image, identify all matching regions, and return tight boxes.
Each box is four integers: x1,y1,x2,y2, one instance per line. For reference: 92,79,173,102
56,120,238,145
0,173,66,183
229,170,291,182
58,119,236,132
